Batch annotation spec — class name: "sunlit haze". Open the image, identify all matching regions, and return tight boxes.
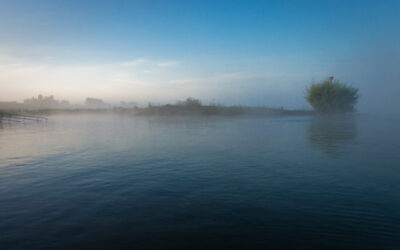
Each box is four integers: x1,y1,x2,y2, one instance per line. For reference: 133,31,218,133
1,0,399,112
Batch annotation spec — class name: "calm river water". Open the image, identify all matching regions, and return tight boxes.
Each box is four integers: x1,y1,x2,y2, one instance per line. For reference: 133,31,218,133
1,114,400,249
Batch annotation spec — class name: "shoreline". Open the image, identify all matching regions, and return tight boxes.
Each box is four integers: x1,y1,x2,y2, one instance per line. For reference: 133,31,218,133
0,106,315,118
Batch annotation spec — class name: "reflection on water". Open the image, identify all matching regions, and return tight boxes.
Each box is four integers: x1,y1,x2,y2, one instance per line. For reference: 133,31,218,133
307,115,357,155
1,114,400,249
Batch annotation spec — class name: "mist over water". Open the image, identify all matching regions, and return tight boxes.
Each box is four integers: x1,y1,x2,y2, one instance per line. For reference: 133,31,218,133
1,114,400,249
1,1,400,249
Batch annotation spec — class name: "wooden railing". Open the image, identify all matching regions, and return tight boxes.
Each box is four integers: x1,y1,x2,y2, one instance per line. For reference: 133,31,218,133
0,112,48,123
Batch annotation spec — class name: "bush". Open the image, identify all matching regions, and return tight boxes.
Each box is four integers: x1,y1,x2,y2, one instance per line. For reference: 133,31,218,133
306,78,358,113
182,97,202,107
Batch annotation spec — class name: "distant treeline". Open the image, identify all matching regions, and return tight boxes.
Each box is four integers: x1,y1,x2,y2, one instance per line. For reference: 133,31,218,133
1,77,358,116
117,98,312,117
1,96,313,117
0,95,72,110
134,98,245,116
0,95,115,111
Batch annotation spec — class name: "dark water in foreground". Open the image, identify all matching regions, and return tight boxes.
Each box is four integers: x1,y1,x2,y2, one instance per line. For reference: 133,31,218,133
1,114,400,249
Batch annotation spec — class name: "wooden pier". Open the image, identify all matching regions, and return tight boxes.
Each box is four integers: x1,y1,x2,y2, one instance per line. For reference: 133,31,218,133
0,112,48,123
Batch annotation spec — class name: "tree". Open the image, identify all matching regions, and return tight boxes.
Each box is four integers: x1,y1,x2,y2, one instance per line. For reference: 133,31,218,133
306,78,358,113
182,97,201,107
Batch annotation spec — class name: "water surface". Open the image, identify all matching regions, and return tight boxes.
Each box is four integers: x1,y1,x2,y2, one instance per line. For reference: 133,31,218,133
1,114,400,249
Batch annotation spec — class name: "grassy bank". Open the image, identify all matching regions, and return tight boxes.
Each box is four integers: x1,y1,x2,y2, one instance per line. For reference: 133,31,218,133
1,98,314,117
1,106,313,117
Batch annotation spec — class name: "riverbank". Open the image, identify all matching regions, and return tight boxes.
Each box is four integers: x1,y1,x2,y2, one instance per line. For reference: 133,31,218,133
0,106,314,118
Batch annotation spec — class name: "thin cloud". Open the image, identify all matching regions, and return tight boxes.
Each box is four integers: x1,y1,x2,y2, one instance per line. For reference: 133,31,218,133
121,59,179,68
169,72,250,85
120,59,148,67
157,61,179,67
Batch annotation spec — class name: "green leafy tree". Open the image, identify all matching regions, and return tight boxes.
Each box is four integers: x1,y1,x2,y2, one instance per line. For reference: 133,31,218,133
306,78,358,113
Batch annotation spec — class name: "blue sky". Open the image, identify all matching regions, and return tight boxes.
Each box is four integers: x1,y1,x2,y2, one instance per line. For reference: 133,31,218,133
0,0,399,111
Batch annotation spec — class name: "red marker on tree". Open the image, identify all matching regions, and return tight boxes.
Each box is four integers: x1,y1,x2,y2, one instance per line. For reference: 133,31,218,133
328,76,334,81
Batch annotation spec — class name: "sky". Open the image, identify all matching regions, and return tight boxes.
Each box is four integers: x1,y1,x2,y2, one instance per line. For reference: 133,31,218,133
0,0,399,112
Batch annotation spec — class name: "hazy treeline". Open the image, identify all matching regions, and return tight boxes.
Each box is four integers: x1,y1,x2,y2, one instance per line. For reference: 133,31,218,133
1,78,357,116
0,95,113,111
0,95,74,110
0,96,312,117
134,98,245,116
0,77,363,118
23,95,71,109
130,98,312,116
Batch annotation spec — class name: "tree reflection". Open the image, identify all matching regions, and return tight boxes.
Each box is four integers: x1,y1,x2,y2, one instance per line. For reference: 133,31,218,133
307,115,357,155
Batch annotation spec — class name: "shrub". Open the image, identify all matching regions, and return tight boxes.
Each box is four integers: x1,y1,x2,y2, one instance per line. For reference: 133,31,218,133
182,97,202,107
306,78,358,113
